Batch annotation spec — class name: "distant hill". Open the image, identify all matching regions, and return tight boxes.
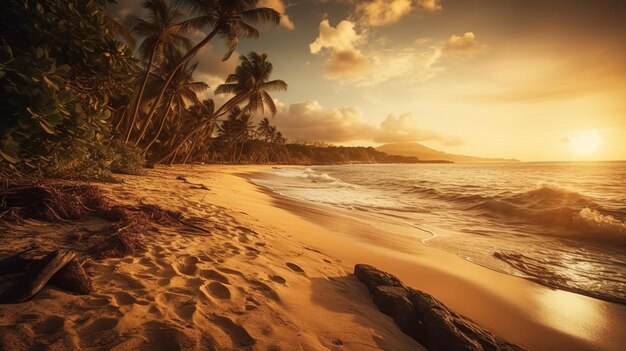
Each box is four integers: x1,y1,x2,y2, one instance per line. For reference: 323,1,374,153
376,143,520,163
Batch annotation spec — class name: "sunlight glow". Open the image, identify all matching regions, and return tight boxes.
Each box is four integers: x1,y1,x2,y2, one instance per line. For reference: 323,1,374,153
570,131,602,156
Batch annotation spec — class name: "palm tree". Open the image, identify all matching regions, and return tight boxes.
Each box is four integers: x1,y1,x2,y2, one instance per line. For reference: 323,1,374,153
148,51,287,166
257,117,271,141
140,62,208,152
215,52,285,117
124,0,193,143
141,0,280,147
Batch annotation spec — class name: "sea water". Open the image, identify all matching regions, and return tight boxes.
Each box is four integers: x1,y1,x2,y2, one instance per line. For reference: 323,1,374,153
253,162,626,304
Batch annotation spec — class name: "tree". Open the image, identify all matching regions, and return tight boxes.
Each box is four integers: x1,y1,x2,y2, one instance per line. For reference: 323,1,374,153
215,52,286,116
148,51,287,166
140,0,280,147
257,117,271,141
0,0,137,173
124,0,193,143
140,62,208,152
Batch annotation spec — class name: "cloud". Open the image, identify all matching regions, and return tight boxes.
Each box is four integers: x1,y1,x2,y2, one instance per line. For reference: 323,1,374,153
273,100,462,145
274,101,372,143
443,32,483,53
258,0,295,30
309,20,370,78
310,22,444,86
355,0,442,27
417,0,442,12
374,113,464,145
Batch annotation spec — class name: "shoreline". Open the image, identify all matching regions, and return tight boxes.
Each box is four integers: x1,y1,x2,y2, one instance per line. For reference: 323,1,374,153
0,164,624,350
229,166,624,351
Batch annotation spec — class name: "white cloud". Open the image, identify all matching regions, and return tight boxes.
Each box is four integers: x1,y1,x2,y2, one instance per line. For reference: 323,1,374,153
309,20,370,79
374,113,464,145
444,32,484,53
273,100,462,145
355,0,442,27
310,22,444,86
259,0,295,30
417,0,442,12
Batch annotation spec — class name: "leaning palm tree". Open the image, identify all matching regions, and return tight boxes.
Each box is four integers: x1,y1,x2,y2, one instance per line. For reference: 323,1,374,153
148,51,287,166
214,52,287,118
257,117,271,141
140,62,208,152
141,0,280,145
124,0,194,143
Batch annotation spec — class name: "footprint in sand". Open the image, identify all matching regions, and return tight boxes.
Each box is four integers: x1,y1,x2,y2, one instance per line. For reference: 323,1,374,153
237,234,251,243
177,256,198,276
249,280,280,302
210,314,256,347
199,269,230,284
269,275,287,284
207,282,231,299
285,262,305,274
245,296,261,311
80,318,119,335
33,316,65,334
216,267,245,277
113,291,137,306
175,301,197,320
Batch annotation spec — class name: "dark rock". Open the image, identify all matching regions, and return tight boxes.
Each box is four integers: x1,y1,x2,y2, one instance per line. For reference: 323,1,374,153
372,286,420,337
354,264,405,293
354,264,526,351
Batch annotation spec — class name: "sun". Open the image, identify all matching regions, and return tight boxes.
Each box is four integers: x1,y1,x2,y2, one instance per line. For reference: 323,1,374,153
570,131,601,155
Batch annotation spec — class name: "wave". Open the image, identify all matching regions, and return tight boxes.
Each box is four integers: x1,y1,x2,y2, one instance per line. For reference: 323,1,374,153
466,185,626,244
299,168,341,183
494,250,626,304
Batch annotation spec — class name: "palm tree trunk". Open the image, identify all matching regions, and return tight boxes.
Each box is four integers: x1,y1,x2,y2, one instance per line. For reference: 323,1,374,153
147,90,251,166
139,26,220,147
182,132,200,164
126,44,159,143
142,93,175,154
169,148,179,165
113,104,128,134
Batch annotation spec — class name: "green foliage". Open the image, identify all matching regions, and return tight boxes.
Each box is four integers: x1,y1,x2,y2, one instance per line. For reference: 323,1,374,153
0,0,139,172
108,140,146,175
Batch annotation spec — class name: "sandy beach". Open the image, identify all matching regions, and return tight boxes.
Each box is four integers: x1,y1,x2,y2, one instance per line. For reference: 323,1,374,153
1,165,624,351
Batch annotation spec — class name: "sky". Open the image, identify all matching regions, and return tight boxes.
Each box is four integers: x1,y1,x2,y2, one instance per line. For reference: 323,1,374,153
109,0,626,162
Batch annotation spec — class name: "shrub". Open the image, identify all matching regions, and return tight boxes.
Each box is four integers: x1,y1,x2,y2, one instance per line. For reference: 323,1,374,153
108,140,146,175
0,0,138,174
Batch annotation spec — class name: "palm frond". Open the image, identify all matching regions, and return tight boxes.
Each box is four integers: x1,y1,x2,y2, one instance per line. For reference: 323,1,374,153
185,81,210,93
215,83,239,95
261,79,288,92
105,13,136,49
241,7,280,25
261,90,277,116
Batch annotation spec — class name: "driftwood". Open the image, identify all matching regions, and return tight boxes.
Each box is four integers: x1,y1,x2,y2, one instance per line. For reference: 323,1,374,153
354,264,526,351
50,259,93,295
0,249,93,304
0,247,36,276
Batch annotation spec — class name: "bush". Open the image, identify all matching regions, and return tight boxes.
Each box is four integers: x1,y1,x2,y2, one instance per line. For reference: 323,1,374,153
0,0,138,173
108,140,145,175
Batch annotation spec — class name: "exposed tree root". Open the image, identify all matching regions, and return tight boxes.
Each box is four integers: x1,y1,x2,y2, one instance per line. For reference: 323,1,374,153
0,185,107,222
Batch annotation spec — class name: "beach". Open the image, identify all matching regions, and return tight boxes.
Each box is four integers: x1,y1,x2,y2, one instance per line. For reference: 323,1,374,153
1,165,624,350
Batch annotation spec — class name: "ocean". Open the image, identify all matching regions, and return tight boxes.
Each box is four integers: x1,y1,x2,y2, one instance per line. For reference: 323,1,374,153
252,162,626,304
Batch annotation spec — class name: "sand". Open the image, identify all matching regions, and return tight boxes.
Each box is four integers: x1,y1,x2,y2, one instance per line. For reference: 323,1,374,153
0,164,624,351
